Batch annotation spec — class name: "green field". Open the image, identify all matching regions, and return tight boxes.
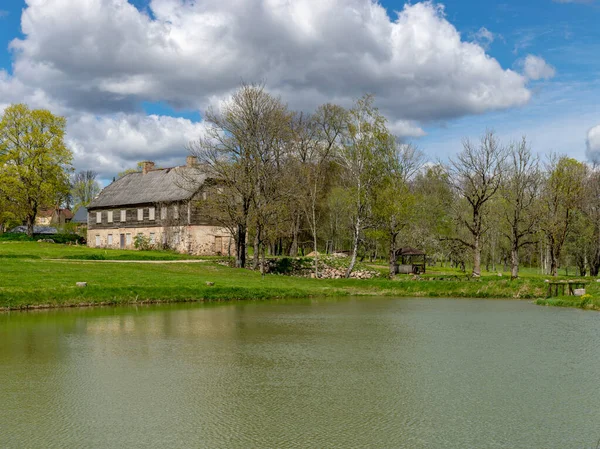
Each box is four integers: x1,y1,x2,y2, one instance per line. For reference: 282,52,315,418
1,241,598,311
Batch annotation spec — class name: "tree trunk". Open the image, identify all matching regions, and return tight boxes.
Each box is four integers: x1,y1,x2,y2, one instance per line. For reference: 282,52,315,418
253,230,260,270
312,202,319,278
345,218,360,278
289,212,300,256
550,245,559,277
511,243,519,279
26,214,35,238
388,232,397,278
472,233,481,277
235,225,247,268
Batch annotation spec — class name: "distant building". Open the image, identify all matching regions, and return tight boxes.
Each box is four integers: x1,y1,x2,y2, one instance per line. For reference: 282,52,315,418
35,208,73,226
86,157,233,255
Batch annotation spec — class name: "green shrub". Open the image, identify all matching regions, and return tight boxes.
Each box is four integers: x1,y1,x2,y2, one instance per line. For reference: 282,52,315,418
134,234,153,251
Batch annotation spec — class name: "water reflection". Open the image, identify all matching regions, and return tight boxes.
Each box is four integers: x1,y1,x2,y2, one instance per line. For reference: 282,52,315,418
1,299,600,448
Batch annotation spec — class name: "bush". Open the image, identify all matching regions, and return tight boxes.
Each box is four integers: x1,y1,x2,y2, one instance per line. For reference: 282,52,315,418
134,234,153,251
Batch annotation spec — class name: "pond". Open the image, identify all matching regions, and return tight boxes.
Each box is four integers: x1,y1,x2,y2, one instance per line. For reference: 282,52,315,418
1,298,599,448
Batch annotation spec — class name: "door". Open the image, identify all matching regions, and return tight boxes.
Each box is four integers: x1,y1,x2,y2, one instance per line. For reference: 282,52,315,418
119,234,125,249
214,236,223,255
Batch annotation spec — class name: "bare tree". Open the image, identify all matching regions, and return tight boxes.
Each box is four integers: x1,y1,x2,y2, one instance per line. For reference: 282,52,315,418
447,131,507,277
187,83,291,269
500,137,542,279
71,170,101,209
291,105,345,276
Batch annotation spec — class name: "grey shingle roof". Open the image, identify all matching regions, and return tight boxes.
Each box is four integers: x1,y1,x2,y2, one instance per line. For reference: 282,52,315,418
88,167,205,209
72,207,88,223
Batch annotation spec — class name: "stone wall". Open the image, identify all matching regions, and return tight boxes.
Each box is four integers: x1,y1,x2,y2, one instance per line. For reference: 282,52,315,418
87,224,234,256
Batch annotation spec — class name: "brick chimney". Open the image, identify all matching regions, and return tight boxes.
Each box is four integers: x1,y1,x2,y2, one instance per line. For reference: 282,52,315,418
142,161,155,174
186,156,198,167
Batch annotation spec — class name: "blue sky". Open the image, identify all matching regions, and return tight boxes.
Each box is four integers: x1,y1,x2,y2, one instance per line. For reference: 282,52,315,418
0,0,599,177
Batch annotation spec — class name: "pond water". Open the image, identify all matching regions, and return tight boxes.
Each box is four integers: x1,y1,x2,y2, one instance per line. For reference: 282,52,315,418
1,298,599,448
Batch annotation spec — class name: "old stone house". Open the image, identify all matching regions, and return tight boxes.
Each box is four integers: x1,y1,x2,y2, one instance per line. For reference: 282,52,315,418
87,157,233,255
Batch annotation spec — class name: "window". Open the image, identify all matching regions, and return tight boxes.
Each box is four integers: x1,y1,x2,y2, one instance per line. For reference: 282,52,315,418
107,234,113,245
173,204,179,220
173,231,180,245
126,233,132,245
161,207,167,220
149,233,155,244
149,207,155,220
202,191,207,201
120,210,126,222
138,208,144,221
107,211,113,223
96,212,102,224
95,235,100,247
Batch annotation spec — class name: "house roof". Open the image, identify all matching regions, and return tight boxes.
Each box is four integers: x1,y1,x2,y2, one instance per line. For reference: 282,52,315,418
38,208,74,219
72,207,88,223
88,166,206,209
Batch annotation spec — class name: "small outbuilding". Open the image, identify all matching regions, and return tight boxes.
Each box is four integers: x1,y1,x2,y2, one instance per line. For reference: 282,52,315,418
394,247,426,275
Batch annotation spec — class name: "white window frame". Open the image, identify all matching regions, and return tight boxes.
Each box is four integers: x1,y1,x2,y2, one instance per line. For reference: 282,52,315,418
120,210,126,222
96,212,102,224
149,207,155,221
126,233,132,245
107,234,113,245
149,232,155,244
95,235,100,247
107,211,113,223
161,206,167,220
138,208,144,221
173,204,179,220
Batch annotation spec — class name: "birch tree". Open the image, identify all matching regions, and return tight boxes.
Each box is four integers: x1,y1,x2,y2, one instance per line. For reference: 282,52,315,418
338,95,395,278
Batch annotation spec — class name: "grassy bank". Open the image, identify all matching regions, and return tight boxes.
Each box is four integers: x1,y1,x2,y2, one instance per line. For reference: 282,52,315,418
0,242,595,311
535,295,600,311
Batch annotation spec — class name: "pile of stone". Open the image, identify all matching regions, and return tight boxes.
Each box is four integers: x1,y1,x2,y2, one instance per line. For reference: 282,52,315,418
311,267,379,279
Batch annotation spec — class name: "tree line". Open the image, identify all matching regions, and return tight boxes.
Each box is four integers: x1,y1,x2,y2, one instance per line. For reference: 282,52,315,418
188,83,598,279
1,93,597,279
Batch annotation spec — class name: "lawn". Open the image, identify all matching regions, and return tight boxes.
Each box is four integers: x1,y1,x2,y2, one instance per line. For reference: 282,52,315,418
0,241,596,311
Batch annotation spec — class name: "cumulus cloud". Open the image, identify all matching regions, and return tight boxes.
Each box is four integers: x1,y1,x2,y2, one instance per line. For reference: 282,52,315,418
587,124,600,163
520,55,556,80
66,114,209,179
3,0,535,175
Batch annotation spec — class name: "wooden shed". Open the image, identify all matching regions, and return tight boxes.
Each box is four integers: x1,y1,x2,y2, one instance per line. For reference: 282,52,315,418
394,247,426,275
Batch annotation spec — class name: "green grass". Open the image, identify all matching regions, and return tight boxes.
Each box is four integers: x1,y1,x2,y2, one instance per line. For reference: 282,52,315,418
0,241,597,311
0,241,208,260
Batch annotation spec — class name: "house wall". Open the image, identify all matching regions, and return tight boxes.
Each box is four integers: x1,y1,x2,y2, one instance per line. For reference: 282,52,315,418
87,224,234,256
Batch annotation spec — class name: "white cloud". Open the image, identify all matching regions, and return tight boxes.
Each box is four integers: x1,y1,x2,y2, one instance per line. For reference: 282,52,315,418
470,27,495,49
520,55,556,80
66,114,209,180
3,0,535,175
587,124,600,163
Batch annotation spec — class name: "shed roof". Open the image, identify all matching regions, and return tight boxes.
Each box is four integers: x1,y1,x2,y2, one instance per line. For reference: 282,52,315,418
88,167,205,209
396,247,426,256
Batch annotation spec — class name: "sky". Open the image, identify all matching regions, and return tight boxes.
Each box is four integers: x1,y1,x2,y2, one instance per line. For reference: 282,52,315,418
0,0,599,182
